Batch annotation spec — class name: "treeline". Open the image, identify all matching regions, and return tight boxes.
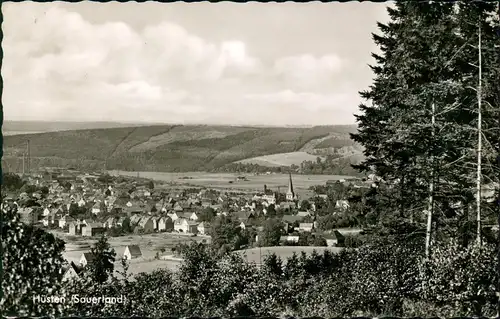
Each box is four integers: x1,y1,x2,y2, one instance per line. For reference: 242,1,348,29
213,156,363,176
299,156,362,176
350,2,499,248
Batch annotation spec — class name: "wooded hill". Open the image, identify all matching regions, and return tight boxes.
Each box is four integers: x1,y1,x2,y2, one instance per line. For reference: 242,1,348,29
2,124,361,173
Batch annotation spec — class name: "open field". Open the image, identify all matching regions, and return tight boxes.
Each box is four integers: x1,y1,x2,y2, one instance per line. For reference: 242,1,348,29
236,246,345,265
236,151,321,167
3,124,360,172
51,230,208,275
111,171,352,195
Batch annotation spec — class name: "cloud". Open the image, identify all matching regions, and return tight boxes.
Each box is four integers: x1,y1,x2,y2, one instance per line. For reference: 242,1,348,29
272,54,344,89
2,2,357,125
244,90,352,112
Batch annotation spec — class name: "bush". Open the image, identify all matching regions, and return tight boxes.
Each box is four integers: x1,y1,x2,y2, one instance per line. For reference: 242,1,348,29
1,206,66,316
418,239,498,316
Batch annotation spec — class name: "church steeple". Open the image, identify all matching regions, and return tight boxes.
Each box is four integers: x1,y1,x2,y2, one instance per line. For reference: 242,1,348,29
286,171,295,201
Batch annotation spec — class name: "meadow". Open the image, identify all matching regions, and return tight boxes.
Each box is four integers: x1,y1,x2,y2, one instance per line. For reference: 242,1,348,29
235,151,321,167
53,230,208,275
110,171,352,196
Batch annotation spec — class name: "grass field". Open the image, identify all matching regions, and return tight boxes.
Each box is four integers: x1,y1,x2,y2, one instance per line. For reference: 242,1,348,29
236,151,321,167
236,246,345,265
111,171,351,196
52,230,207,275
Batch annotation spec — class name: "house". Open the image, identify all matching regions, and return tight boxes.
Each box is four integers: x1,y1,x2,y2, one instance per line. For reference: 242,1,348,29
158,216,174,232
116,216,127,227
77,198,86,207
282,215,303,231
42,207,51,217
151,216,161,230
125,204,143,216
82,223,106,237
174,219,199,234
279,201,296,211
59,214,76,228
123,245,142,260
188,212,199,221
68,222,81,236
298,223,314,232
324,230,345,247
297,211,311,218
62,261,83,281
280,235,300,244
167,212,180,221
262,194,276,205
79,252,96,267
104,216,118,228
138,216,155,233
173,202,184,212
130,214,143,225
239,221,248,230
197,222,210,235
91,202,105,215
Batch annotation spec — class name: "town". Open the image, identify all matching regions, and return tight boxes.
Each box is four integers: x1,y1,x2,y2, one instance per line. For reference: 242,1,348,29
2,0,499,317
4,167,374,280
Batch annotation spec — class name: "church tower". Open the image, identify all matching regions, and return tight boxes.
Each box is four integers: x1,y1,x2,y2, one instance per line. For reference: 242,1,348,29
286,171,295,201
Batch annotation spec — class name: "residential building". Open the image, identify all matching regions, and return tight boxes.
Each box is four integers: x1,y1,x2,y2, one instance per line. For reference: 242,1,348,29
62,262,83,282
123,245,142,260
197,222,210,235
158,217,174,232
68,222,81,236
174,219,199,234
59,214,76,228
280,235,300,244
82,223,106,237
79,252,96,267
324,230,346,247
138,216,155,233
299,223,314,232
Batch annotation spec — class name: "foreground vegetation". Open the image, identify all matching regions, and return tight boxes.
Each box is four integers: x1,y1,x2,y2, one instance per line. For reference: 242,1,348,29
2,204,498,317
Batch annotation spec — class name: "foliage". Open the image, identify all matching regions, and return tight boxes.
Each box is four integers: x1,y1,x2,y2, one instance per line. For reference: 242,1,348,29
146,180,154,190
258,218,284,247
209,216,250,254
418,240,498,316
97,174,114,184
121,217,132,233
1,172,26,191
88,235,116,284
1,205,66,316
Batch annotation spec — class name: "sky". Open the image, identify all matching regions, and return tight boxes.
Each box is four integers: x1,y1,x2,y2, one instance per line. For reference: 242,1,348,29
2,1,391,126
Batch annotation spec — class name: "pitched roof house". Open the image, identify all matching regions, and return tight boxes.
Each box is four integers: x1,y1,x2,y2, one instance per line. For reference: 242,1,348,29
79,252,96,267
123,245,142,260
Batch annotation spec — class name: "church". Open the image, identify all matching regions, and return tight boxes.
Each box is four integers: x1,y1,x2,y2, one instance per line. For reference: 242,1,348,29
286,172,298,201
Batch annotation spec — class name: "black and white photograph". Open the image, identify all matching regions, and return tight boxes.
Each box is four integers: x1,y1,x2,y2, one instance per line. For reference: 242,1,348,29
1,1,499,317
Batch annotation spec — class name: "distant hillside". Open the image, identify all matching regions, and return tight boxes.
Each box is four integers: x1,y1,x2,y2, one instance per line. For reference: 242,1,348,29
2,124,362,173
2,121,150,135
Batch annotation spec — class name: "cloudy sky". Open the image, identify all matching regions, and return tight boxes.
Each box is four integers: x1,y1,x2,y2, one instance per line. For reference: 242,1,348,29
2,2,390,126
